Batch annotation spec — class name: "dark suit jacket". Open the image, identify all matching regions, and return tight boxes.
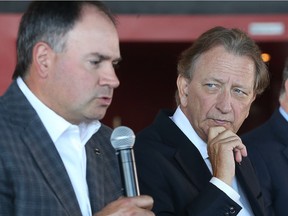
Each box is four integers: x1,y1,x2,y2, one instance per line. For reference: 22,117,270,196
241,109,288,216
0,81,123,216
134,109,265,216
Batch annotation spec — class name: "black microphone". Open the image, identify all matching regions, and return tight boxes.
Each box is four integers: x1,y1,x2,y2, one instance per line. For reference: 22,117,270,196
110,126,140,197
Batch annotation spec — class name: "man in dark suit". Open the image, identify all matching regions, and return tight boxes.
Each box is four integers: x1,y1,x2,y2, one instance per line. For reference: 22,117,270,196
241,61,288,216
0,1,154,216
134,27,270,216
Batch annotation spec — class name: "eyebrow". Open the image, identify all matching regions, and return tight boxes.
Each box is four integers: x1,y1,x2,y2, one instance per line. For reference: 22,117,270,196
205,77,252,89
89,52,122,63
204,77,224,84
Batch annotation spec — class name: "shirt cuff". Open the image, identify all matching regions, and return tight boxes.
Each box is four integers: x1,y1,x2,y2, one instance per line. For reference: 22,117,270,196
210,177,240,203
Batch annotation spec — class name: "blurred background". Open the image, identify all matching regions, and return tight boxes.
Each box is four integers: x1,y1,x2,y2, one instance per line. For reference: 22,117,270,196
1,1,288,134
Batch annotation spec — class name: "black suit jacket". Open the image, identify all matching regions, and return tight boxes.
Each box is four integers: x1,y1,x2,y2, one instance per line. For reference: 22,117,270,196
134,109,265,216
242,109,288,216
0,81,123,216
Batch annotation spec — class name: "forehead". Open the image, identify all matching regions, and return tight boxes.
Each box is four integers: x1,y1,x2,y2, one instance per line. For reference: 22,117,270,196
193,46,255,84
72,6,117,37
65,6,120,57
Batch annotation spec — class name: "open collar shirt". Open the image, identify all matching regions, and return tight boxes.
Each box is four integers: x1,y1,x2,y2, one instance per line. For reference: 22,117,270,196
17,77,100,216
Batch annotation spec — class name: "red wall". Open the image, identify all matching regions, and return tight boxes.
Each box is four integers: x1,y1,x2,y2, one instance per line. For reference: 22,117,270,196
0,14,21,94
1,14,288,132
2,14,288,95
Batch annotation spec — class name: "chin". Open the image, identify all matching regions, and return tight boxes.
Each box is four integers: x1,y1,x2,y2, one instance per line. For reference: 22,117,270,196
95,111,107,121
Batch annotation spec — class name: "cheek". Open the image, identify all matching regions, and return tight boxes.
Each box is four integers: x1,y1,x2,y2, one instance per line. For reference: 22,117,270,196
54,72,85,103
59,64,91,93
197,95,217,113
234,103,251,123
187,94,212,119
53,61,75,86
52,58,93,101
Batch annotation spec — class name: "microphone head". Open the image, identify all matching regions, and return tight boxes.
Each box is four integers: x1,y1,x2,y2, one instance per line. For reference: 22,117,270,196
110,126,136,150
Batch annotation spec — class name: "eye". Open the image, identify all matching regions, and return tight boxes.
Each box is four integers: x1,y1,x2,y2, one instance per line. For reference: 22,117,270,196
233,88,247,96
89,60,101,66
112,61,120,69
205,83,218,89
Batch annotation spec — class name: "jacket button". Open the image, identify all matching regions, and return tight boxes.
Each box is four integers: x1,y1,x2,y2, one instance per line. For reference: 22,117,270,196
224,206,236,215
229,206,236,214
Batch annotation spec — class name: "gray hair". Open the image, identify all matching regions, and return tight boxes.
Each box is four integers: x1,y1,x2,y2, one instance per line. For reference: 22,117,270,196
175,26,270,105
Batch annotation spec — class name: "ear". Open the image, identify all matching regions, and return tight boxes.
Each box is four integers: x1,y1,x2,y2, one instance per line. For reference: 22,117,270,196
32,42,53,78
177,75,189,107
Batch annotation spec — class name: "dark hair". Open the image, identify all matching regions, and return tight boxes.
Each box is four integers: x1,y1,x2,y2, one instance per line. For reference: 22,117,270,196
176,26,270,105
13,1,116,79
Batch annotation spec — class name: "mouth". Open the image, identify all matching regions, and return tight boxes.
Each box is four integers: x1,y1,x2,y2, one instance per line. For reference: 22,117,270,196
98,96,112,106
210,118,231,126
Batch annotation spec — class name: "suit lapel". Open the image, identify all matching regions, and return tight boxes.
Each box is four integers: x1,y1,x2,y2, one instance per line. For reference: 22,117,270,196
21,118,82,216
270,110,288,162
283,147,288,162
174,144,212,190
7,82,82,216
86,125,123,214
236,157,265,216
156,110,212,191
86,137,104,213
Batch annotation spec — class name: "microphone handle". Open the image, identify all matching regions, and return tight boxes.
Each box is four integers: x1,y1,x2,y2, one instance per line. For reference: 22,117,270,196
117,148,140,197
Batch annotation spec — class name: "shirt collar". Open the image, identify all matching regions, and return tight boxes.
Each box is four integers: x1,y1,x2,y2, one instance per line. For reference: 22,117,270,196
171,106,208,159
16,77,100,143
279,106,288,122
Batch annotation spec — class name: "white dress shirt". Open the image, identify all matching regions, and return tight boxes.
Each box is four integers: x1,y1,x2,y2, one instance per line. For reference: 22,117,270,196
279,106,288,121
171,106,254,216
17,77,100,216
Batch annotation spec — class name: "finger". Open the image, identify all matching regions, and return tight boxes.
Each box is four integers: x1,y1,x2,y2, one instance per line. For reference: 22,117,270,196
219,136,247,155
95,196,154,216
234,149,242,163
234,146,247,163
130,195,154,210
208,126,226,142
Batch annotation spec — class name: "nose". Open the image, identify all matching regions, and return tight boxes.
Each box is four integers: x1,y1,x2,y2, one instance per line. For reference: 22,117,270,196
215,90,232,113
99,64,120,89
